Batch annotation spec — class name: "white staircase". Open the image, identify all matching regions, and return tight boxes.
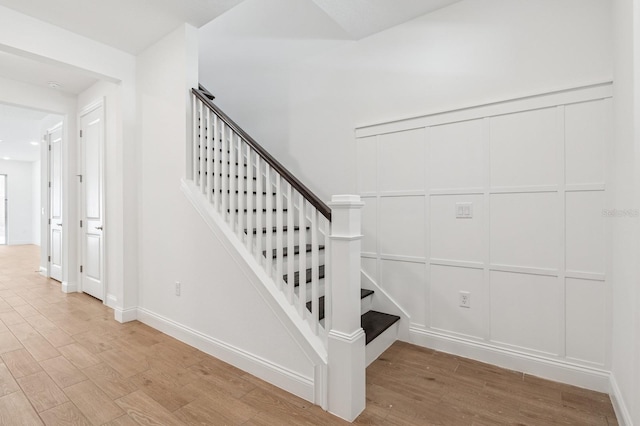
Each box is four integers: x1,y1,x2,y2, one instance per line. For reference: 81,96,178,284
186,86,400,421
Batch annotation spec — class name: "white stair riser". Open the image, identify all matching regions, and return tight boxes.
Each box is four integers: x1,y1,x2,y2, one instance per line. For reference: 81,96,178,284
214,191,278,207
365,321,399,367
229,211,300,229
298,281,326,302
265,250,326,273
250,229,311,251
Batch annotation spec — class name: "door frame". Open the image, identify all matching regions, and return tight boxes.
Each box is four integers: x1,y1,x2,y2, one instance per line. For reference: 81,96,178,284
45,122,64,280
78,99,107,302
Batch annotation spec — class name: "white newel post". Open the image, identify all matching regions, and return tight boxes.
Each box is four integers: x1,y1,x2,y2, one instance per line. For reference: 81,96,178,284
327,195,365,422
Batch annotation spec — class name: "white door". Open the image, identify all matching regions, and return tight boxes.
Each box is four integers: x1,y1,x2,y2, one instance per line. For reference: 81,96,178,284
48,125,63,282
80,104,105,300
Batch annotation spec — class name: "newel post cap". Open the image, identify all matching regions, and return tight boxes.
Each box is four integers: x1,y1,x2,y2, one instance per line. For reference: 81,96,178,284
328,194,364,208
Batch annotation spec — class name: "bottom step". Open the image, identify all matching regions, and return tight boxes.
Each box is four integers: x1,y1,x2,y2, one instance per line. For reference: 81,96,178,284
363,310,400,366
362,310,400,345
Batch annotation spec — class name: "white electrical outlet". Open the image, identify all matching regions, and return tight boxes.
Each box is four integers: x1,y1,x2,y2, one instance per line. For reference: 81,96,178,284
459,291,470,308
175,281,181,296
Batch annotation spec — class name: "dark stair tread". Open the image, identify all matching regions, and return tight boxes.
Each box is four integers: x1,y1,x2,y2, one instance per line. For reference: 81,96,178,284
198,84,215,100
197,171,255,180
219,174,257,180
263,244,325,259
283,265,325,286
307,289,375,321
246,225,309,235
227,208,288,213
219,189,269,195
361,311,400,345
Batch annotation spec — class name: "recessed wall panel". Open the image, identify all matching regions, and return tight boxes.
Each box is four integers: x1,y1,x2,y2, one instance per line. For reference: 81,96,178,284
362,257,377,282
356,136,377,193
430,120,484,190
361,197,377,254
378,129,425,192
566,278,606,365
565,100,607,185
430,265,484,338
490,271,561,355
381,259,426,326
430,195,483,262
490,192,559,270
490,108,559,188
378,196,425,258
565,191,605,274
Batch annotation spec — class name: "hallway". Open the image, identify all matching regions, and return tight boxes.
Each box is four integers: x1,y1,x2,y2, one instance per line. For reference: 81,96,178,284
0,245,618,425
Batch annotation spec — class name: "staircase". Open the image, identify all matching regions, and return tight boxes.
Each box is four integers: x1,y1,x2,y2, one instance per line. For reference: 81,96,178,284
188,85,400,420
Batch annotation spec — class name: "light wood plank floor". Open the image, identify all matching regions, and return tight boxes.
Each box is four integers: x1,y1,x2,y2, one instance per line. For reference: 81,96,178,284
0,245,618,425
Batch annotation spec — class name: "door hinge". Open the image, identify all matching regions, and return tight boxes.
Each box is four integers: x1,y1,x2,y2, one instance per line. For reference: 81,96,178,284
79,130,83,138
48,181,51,188
77,174,83,183
80,220,83,228
48,144,51,151
48,255,51,262
80,265,83,273
48,218,51,225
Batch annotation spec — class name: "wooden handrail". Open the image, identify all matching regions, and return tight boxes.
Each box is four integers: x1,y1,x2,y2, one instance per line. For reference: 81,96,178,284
192,86,332,221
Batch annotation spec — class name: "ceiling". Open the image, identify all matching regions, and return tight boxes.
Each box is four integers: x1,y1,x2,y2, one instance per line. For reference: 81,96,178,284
311,0,463,39
0,0,463,55
0,0,246,54
0,104,57,162
0,50,99,95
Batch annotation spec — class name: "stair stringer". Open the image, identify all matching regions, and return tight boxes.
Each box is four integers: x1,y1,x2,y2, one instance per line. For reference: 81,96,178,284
181,179,328,409
361,269,411,342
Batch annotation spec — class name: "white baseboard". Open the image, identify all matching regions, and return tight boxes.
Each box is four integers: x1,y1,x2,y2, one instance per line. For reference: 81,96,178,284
137,307,315,403
39,266,47,277
114,307,137,323
8,240,35,246
610,374,634,426
61,281,78,293
410,327,611,393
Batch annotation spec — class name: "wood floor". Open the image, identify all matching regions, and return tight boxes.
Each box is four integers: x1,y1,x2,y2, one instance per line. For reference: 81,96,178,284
0,245,618,425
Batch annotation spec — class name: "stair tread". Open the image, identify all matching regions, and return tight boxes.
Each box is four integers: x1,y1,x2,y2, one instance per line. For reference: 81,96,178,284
264,244,325,259
220,189,268,195
361,289,374,299
219,173,257,180
361,310,400,345
246,225,309,235
306,289,375,321
283,265,325,286
228,208,287,213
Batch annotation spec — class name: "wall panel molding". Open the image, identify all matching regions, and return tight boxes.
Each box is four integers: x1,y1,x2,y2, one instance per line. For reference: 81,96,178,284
356,82,613,382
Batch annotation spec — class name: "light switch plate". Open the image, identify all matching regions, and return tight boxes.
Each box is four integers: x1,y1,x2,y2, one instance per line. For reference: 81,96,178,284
455,202,473,219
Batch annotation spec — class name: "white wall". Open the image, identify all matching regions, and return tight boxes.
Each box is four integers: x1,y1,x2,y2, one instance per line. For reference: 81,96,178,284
200,0,612,201
0,159,35,244
610,1,640,425
31,160,40,245
137,24,318,401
